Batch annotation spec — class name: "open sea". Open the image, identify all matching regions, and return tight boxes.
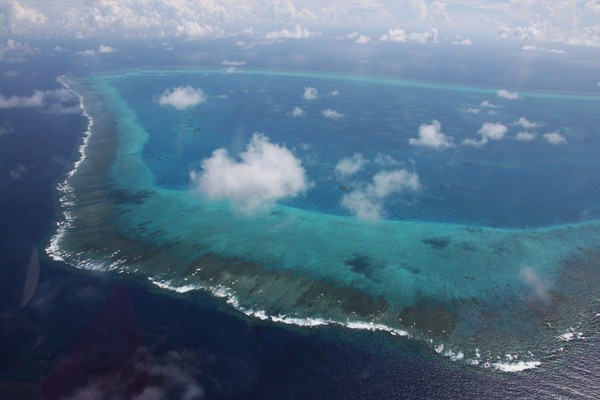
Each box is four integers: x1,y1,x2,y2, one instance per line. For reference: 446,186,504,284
1,39,599,399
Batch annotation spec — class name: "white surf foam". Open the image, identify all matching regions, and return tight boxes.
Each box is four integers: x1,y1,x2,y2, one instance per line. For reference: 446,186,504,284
46,75,95,265
492,361,541,372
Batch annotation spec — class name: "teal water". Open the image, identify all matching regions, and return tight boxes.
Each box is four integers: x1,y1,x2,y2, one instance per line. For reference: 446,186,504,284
49,70,600,372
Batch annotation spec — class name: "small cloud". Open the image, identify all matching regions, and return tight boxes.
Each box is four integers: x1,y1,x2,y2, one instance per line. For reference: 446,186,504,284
515,131,537,141
543,131,567,144
409,28,438,44
462,137,487,148
522,45,566,54
76,44,116,56
322,109,344,119
480,100,498,108
341,169,420,220
176,21,225,39
157,86,206,110
221,60,246,66
335,153,369,178
453,38,473,46
374,153,400,167
463,122,508,147
98,44,116,53
329,90,339,96
46,103,81,114
465,107,480,114
379,28,406,42
4,70,20,77
75,49,96,56
516,117,539,129
497,89,519,100
303,86,318,101
0,90,45,109
0,122,15,136
63,347,204,400
190,133,309,213
478,122,508,140
379,27,438,43
290,106,305,117
547,48,566,54
522,45,538,51
409,120,455,150
355,35,371,44
0,39,38,62
520,266,552,304
265,25,319,40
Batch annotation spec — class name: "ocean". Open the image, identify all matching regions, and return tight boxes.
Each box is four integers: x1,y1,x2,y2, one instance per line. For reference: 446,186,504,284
1,39,599,399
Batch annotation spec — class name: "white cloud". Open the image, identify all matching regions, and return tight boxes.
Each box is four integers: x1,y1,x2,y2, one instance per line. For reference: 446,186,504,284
341,169,420,220
497,89,519,100
98,44,116,53
75,49,96,56
515,131,537,141
520,266,552,304
355,34,371,44
221,60,246,66
1,1,599,49
157,86,206,110
379,28,407,42
478,122,508,140
463,122,508,147
335,153,368,178
322,109,344,119
409,120,455,150
329,90,339,96
453,38,473,45
265,24,319,39
465,107,480,114
176,21,225,39
409,28,438,43
379,28,438,43
0,39,38,62
516,117,539,129
543,131,567,144
522,45,538,51
303,86,318,101
341,191,383,221
0,90,44,108
374,153,400,167
290,106,305,117
480,100,498,108
190,133,308,213
522,45,567,54
0,86,78,112
76,44,116,56
462,137,487,148
3,1,46,34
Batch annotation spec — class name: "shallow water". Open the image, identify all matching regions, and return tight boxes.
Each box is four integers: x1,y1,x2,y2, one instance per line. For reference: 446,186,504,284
48,70,600,371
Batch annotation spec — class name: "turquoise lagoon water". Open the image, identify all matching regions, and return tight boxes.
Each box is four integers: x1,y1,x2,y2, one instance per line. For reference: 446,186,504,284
49,70,600,371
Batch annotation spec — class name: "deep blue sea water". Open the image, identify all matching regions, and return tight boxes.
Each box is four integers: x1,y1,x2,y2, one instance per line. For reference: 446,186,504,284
1,40,599,399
